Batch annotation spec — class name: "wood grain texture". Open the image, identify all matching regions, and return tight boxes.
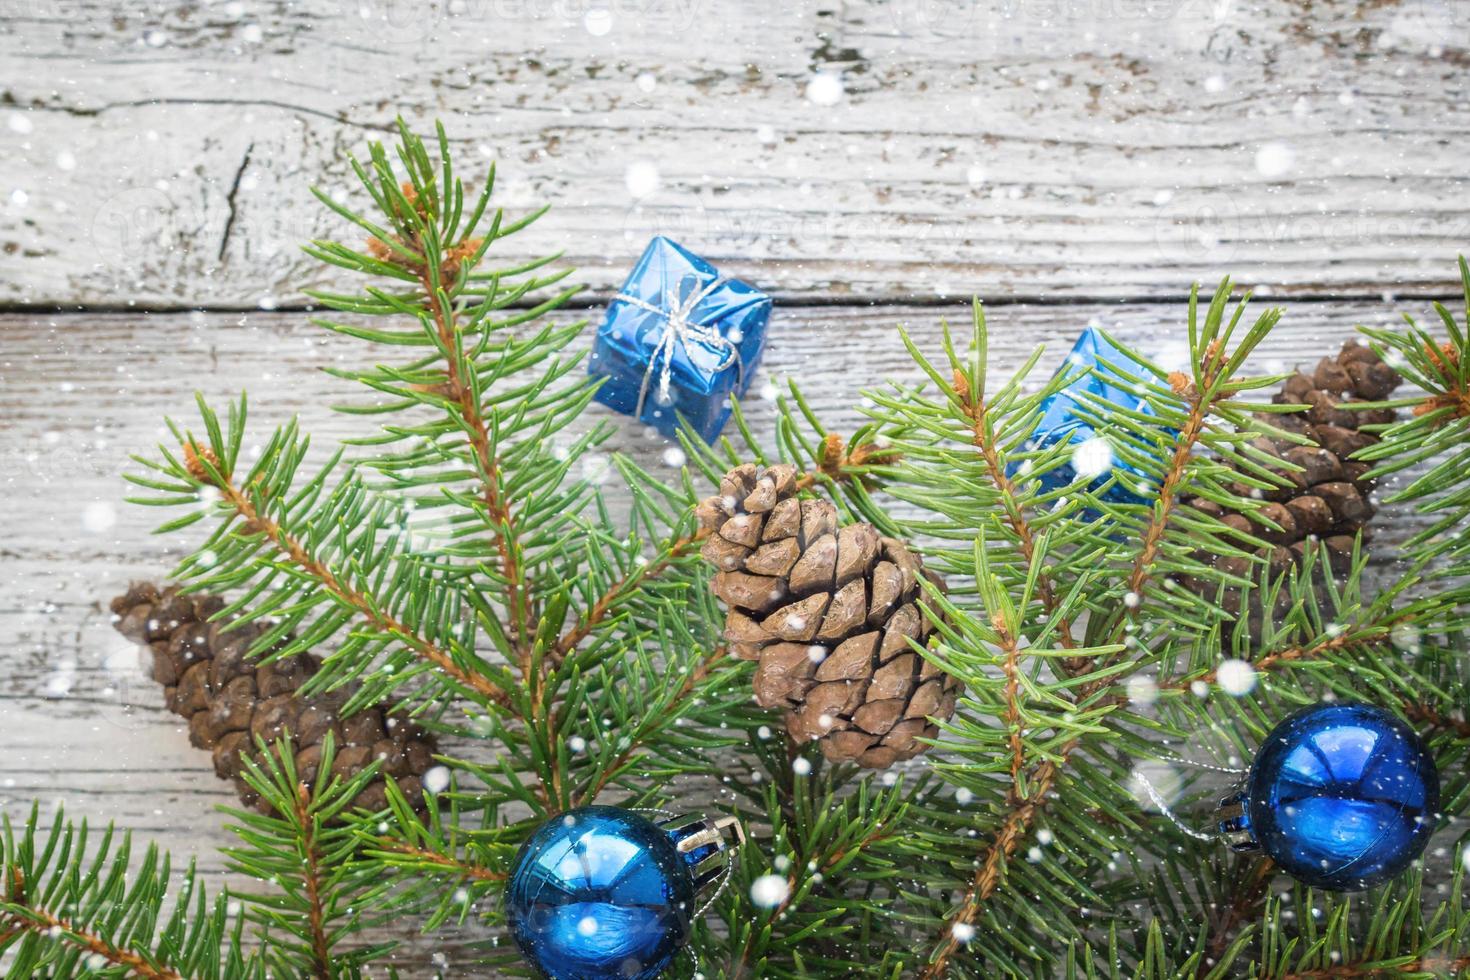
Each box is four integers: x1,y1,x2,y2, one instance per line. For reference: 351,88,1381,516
3,0,1470,308
0,300,1429,972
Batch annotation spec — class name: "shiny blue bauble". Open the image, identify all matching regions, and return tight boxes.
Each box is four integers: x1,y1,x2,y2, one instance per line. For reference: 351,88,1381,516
1224,703,1439,891
505,806,705,980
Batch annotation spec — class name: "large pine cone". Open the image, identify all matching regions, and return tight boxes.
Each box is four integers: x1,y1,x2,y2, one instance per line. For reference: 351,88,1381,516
110,583,438,814
1182,340,1399,600
697,463,960,769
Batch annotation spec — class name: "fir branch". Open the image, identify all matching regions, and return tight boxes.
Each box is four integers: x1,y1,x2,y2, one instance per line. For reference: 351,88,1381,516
0,805,251,979
224,737,394,979
206,459,512,710
570,645,731,808
920,284,1285,978
1201,857,1274,971
367,841,507,883
1279,958,1470,979
948,301,1079,660
550,531,702,663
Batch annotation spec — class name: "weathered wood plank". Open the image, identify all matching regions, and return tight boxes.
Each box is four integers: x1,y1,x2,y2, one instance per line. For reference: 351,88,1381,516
0,301,1431,972
4,0,1469,307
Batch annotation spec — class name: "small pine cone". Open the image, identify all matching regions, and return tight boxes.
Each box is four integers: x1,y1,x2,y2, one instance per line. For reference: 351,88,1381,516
1181,340,1399,612
111,583,439,815
698,463,960,769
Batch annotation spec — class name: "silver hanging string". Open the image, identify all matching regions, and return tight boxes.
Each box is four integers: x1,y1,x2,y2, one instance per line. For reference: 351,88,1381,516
1155,753,1248,775
614,277,742,418
1131,753,1245,842
1133,769,1218,842
693,854,735,918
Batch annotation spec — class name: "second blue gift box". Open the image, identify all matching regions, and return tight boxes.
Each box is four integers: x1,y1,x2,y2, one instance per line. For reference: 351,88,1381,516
1019,326,1171,504
588,237,772,443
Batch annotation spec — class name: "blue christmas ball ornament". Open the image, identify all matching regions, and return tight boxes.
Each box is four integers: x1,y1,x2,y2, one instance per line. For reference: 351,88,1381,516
505,806,742,980
1217,703,1439,891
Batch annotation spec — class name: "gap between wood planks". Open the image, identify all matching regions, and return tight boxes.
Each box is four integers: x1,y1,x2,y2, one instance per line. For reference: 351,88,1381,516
5,291,1465,316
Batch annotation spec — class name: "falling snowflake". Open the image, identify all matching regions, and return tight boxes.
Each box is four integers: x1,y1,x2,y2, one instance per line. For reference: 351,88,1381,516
750,874,790,908
1216,659,1258,696
1126,675,1159,706
625,160,660,199
1254,142,1295,178
1071,437,1113,479
805,73,844,106
792,757,812,776
422,766,450,795
583,9,612,35
82,501,116,532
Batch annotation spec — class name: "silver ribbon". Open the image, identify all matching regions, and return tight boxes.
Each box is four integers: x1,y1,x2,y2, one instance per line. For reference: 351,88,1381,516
614,276,743,419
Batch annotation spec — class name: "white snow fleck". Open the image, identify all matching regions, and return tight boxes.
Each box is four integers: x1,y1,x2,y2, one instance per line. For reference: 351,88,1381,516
1037,829,1055,845
1122,591,1140,609
422,766,451,795
1070,437,1113,479
635,72,656,93
966,165,986,186
805,73,844,106
756,725,773,740
583,9,612,35
82,501,116,532
576,915,599,936
750,874,790,908
1255,142,1295,178
56,150,76,171
44,669,76,698
144,29,169,47
1126,675,1158,706
1204,75,1226,93
792,757,812,776
242,23,263,44
7,113,32,135
568,735,587,754
1190,679,1210,698
955,787,973,805
952,922,976,944
661,446,686,468
1216,659,1258,696
625,160,660,199
11,189,28,207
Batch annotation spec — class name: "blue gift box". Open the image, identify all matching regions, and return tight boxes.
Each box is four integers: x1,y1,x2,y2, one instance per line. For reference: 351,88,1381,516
589,237,772,443
1018,327,1170,503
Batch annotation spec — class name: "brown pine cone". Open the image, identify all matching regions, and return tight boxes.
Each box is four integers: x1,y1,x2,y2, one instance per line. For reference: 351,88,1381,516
110,582,438,815
1181,340,1399,606
697,462,960,769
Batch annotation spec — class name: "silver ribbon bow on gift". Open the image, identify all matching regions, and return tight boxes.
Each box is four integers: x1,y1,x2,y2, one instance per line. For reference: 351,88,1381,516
614,276,745,419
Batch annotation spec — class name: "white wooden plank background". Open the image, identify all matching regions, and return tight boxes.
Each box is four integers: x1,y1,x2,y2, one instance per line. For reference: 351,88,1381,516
3,0,1470,307
2,0,1466,972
